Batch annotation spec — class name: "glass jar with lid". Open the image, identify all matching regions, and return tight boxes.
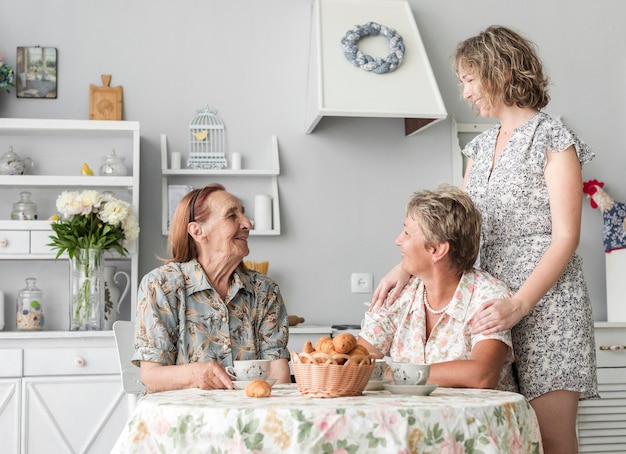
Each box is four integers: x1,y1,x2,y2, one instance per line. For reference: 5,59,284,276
99,148,128,176
11,191,38,220
16,277,44,330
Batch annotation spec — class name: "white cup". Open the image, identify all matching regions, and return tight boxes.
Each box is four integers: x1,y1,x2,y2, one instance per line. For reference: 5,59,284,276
390,362,430,385
225,359,271,381
370,359,389,381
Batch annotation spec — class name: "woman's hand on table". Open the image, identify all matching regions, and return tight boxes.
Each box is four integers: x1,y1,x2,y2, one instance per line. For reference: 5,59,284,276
191,361,234,390
140,360,234,392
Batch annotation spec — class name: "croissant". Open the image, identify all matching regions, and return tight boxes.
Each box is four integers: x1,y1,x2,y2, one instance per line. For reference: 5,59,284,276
333,333,357,353
245,379,272,398
302,341,314,354
314,336,337,355
348,344,370,357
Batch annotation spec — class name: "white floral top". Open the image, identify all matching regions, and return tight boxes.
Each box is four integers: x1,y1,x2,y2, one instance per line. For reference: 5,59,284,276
360,269,517,391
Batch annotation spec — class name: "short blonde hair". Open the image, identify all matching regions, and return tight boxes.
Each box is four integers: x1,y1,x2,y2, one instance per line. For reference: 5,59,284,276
406,184,481,274
454,25,549,111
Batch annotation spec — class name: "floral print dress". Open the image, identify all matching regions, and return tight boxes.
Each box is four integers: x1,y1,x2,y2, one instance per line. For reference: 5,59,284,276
463,111,598,400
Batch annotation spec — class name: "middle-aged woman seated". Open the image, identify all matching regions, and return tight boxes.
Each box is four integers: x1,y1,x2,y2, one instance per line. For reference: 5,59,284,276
359,185,517,391
132,183,291,392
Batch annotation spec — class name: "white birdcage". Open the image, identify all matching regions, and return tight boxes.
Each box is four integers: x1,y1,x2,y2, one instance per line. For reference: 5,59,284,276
186,104,227,169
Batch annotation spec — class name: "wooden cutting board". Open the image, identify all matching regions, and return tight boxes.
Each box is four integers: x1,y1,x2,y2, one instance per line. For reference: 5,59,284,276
89,74,123,120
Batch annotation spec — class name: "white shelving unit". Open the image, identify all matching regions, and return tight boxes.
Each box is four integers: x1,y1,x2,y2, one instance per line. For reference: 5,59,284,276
0,118,140,454
160,134,281,236
0,118,140,328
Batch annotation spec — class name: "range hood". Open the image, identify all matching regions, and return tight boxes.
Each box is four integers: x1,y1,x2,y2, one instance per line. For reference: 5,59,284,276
305,0,447,136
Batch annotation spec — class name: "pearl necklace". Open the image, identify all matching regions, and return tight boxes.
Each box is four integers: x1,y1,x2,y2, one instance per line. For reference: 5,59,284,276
423,287,451,315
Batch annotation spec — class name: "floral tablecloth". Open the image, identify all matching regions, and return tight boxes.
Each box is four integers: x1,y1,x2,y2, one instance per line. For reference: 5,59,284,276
111,384,542,454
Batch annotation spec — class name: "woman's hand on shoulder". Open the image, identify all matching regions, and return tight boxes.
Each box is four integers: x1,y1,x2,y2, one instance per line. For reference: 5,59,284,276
471,297,526,335
370,263,410,310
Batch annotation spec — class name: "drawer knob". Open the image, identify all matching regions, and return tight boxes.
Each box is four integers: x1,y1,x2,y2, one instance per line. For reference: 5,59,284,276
599,345,626,351
75,356,86,366
0,238,7,248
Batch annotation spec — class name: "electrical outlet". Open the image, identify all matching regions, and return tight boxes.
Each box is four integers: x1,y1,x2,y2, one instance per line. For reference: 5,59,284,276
351,273,373,293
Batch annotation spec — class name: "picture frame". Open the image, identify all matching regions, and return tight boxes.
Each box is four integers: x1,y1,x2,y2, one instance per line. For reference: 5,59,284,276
16,46,58,98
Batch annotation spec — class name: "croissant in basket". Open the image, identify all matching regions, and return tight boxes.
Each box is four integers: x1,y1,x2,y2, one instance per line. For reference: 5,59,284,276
333,333,358,353
314,336,337,355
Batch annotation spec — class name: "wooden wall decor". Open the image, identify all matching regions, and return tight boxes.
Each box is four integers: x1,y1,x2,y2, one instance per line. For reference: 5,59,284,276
89,74,123,120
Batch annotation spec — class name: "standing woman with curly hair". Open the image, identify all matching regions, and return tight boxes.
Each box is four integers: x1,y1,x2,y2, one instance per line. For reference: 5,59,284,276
372,26,598,453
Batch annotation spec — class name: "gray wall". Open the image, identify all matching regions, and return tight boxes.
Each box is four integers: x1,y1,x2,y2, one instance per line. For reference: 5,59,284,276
1,0,623,325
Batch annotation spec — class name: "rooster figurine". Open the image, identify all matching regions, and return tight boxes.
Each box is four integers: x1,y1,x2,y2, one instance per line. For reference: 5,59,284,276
582,179,626,252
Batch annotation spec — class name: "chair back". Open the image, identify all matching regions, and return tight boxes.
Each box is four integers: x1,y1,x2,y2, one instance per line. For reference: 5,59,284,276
113,320,145,395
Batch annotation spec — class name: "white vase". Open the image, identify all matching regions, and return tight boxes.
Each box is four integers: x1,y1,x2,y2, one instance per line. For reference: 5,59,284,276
103,266,130,330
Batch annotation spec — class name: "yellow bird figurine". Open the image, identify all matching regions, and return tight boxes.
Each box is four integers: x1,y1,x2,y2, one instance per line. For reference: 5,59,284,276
192,130,209,141
81,163,94,175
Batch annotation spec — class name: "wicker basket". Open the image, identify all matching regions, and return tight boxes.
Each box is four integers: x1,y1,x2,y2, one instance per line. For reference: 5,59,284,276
291,351,375,398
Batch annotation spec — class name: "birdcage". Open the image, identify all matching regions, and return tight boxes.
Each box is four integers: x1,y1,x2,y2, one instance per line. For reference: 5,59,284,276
186,104,227,169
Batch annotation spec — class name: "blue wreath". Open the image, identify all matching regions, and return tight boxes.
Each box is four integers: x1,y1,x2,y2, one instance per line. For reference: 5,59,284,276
341,22,405,74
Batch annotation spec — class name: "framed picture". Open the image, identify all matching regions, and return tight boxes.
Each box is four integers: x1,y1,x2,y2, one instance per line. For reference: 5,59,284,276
16,46,57,98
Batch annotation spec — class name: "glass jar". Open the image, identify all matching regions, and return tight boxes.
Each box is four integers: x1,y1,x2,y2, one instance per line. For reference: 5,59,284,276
11,191,38,220
99,149,128,176
17,277,44,330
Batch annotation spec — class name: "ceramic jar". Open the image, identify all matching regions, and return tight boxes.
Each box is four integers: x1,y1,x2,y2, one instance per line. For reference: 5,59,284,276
0,146,34,175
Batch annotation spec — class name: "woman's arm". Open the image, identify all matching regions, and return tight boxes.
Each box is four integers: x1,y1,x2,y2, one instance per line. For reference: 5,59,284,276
140,360,233,393
472,147,583,334
427,339,509,389
269,358,291,383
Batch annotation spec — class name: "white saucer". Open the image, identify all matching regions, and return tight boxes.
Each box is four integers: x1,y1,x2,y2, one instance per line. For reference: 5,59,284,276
365,380,391,391
383,383,438,396
232,379,276,390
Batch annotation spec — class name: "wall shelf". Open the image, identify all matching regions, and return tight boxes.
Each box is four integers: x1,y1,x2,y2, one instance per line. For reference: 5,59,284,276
160,134,281,236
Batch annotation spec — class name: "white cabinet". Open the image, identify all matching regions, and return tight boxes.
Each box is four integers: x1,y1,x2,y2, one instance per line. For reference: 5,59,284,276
1,333,130,454
0,118,140,330
0,378,21,453
160,134,281,236
577,322,626,452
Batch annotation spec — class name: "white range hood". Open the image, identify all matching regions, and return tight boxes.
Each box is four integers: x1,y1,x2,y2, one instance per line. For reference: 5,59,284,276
305,0,447,136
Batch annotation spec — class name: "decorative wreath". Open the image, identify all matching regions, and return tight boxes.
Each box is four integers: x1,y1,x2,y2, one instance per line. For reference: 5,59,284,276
340,22,405,74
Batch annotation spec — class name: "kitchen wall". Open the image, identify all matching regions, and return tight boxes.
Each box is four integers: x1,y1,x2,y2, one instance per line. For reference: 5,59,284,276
0,0,623,325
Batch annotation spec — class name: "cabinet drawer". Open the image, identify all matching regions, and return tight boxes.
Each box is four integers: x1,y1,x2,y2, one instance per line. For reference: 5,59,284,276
30,229,54,254
0,349,23,377
595,326,626,368
0,230,29,254
24,347,119,376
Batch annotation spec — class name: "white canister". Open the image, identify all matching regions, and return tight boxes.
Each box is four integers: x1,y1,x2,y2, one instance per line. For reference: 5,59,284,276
170,152,182,170
254,195,273,231
231,153,242,170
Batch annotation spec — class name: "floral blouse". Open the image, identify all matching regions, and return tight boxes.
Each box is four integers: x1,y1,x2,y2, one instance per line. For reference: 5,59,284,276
360,269,517,391
132,260,289,368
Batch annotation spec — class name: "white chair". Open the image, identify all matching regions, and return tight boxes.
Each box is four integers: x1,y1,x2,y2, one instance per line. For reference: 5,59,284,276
112,320,145,407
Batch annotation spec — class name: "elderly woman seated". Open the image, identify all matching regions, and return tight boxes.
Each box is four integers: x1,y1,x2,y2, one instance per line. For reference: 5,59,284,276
132,183,290,392
359,185,517,391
